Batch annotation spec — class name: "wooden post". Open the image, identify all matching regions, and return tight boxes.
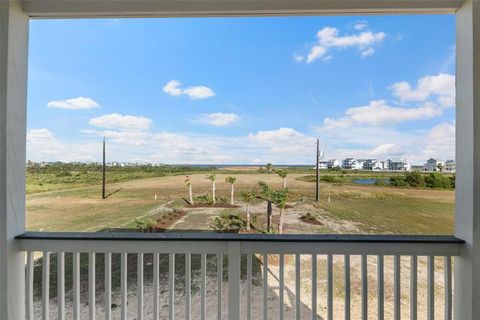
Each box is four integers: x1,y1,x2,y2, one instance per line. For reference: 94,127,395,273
0,1,29,318
316,138,320,202
102,138,106,199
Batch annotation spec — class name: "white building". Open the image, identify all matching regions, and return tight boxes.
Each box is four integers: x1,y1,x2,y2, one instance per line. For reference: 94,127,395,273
387,159,411,171
426,158,445,172
342,158,356,169
318,160,329,169
445,160,456,173
327,159,341,169
362,159,375,170
342,158,364,170
372,160,387,171
362,159,386,171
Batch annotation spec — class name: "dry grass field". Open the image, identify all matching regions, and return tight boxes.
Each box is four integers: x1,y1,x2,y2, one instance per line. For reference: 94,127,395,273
26,172,454,234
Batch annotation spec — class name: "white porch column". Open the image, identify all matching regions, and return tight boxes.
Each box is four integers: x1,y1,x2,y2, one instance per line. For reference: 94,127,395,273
455,0,480,319
0,0,29,319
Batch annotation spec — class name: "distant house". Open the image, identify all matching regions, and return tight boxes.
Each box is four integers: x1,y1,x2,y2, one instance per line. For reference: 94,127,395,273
342,158,356,169
444,160,456,172
342,158,363,170
426,158,445,171
387,159,411,171
318,160,329,169
362,159,385,171
327,159,341,169
362,159,375,170
372,160,387,171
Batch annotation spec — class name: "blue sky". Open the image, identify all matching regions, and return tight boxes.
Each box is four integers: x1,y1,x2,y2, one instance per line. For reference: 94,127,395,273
27,15,455,165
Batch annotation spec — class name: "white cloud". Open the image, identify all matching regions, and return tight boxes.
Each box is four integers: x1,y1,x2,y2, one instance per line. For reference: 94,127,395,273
319,73,455,130
353,21,368,31
292,54,304,62
360,47,375,57
421,123,455,160
27,129,97,162
27,128,57,145
183,86,216,100
389,73,455,108
307,46,328,63
197,112,240,126
297,25,386,63
82,129,150,146
163,80,215,100
47,97,99,110
85,113,153,146
370,143,404,156
313,73,455,163
162,80,183,96
89,113,152,131
249,128,316,155
322,100,442,129
28,122,453,165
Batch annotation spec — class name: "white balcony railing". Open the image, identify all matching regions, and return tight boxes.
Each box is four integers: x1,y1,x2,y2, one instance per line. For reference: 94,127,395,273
16,232,463,320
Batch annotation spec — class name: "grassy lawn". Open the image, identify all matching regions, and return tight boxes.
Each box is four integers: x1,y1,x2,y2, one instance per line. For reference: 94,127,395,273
317,190,454,234
27,168,455,234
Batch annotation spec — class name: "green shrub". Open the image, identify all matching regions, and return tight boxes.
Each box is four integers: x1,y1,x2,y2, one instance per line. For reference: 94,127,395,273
211,214,246,233
449,175,455,188
389,176,407,187
135,217,158,232
424,173,453,189
300,212,319,221
195,194,214,205
321,175,337,183
374,178,385,186
195,194,227,205
405,171,425,187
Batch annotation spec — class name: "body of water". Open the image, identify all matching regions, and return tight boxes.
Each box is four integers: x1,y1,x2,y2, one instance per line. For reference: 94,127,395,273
354,178,390,185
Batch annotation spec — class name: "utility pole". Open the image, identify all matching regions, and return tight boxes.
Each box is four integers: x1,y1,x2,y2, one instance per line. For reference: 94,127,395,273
102,137,106,199
316,138,320,202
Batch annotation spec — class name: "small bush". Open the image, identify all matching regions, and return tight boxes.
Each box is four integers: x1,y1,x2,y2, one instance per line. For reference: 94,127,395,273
195,194,227,205
300,212,319,221
374,178,385,186
389,176,407,187
405,171,425,187
321,175,337,183
299,212,322,226
449,175,455,188
135,217,158,232
424,173,453,189
211,214,246,233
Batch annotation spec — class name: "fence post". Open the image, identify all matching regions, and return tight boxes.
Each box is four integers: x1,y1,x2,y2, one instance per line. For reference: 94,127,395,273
228,241,241,320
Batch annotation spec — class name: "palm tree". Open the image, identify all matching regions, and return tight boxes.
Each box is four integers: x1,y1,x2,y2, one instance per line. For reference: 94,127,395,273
207,173,217,204
277,169,288,188
437,163,444,172
185,175,194,205
225,176,237,205
241,190,255,231
274,188,289,234
258,181,274,232
266,163,273,173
